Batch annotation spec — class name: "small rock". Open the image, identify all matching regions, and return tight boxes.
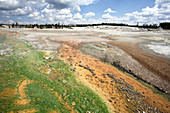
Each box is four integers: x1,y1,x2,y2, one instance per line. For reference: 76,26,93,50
71,67,76,71
119,81,125,84
79,64,83,67
89,68,93,72
45,57,49,59
126,93,129,98
135,91,140,95
101,79,104,83
107,45,111,48
92,73,96,76
111,97,115,99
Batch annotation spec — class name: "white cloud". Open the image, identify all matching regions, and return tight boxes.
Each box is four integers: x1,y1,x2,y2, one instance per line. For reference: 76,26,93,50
0,0,20,10
41,5,55,14
0,0,96,24
34,14,45,20
102,13,113,19
17,17,22,20
45,0,96,12
27,10,46,22
104,8,116,13
33,21,37,24
66,13,73,18
1,15,10,18
73,13,82,20
48,17,54,23
28,11,40,18
9,20,14,24
18,21,31,24
122,0,170,24
100,0,170,24
155,0,170,5
58,9,71,15
0,0,45,16
0,0,169,25
72,5,81,12
0,6,32,16
55,14,72,20
84,12,95,18
66,18,86,24
41,5,73,23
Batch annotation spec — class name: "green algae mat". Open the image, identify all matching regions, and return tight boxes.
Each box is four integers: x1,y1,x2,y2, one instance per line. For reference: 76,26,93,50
0,31,108,113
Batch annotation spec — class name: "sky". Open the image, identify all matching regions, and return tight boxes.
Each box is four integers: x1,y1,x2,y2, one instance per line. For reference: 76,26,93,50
0,0,170,25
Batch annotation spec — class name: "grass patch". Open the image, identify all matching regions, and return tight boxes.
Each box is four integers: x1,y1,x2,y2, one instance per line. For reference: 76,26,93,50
0,33,108,113
0,34,6,43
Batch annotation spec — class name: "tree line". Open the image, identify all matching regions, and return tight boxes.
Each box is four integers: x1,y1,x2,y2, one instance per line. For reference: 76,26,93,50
160,22,170,29
0,22,170,30
10,22,73,29
76,22,170,29
76,23,160,29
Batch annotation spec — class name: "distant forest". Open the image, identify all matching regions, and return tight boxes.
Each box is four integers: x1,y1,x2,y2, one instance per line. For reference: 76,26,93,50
9,22,72,29
76,22,170,30
0,22,170,30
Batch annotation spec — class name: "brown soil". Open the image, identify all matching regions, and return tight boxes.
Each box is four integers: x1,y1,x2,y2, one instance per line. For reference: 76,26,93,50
0,31,4,34
107,41,170,82
0,88,17,100
17,79,31,105
55,92,75,113
18,109,36,113
58,43,170,113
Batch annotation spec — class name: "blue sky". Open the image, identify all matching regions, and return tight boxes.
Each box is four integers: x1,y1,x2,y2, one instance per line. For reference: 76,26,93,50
80,0,155,18
0,0,170,25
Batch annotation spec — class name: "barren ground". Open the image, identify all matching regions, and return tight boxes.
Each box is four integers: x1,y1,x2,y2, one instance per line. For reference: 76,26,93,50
1,27,170,113
108,40,170,82
59,43,170,112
